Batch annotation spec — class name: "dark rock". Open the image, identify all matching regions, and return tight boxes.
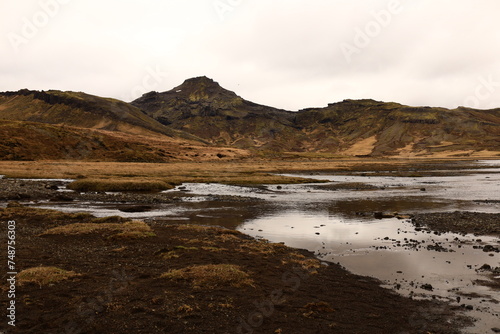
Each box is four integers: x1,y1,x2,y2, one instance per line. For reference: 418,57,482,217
478,264,492,271
421,284,433,291
50,194,74,202
483,245,500,253
119,205,153,213
374,212,395,219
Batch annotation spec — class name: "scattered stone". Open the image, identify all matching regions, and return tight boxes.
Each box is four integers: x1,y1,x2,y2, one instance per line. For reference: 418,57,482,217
50,194,74,202
478,264,492,271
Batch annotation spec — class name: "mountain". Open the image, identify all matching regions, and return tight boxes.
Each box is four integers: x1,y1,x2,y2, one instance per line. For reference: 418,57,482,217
294,100,500,156
1,77,499,161
0,89,200,140
133,77,500,157
132,76,300,152
0,89,246,161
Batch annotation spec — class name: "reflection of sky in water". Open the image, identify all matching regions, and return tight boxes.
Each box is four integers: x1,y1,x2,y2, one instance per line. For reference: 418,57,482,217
175,168,500,213
35,203,187,218
239,211,500,333
280,172,500,202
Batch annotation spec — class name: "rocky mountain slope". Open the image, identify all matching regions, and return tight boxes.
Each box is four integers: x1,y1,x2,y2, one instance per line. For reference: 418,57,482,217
133,76,500,157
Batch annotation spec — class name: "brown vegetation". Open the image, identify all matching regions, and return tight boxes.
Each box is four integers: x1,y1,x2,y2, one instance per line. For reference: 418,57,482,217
67,179,176,192
0,158,485,188
18,266,80,287
41,220,155,239
161,264,254,289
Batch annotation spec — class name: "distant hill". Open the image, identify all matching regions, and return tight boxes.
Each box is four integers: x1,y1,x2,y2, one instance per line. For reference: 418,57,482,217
0,89,201,141
1,77,499,161
133,76,500,157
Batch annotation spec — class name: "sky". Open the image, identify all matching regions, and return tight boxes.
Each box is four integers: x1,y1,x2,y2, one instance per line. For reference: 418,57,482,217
1,0,500,111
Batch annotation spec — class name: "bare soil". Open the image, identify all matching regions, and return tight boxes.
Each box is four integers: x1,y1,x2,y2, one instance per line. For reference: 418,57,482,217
0,206,469,334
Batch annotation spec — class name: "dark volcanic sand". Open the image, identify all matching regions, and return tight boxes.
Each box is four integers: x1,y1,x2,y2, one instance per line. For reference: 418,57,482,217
412,212,500,238
0,206,469,334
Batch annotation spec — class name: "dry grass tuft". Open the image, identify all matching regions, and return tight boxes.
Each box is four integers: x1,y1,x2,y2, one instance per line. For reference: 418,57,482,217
288,253,322,273
302,301,336,318
41,220,155,239
0,207,93,223
160,246,199,259
175,224,242,235
161,264,254,289
67,179,175,192
237,240,289,255
18,266,80,286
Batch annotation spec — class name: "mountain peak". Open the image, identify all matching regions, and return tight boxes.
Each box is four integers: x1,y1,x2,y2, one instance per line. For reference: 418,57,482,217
177,76,223,91
183,76,218,85
172,76,238,102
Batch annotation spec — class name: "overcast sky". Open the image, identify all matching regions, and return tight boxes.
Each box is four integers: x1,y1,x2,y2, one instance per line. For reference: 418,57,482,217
2,0,500,111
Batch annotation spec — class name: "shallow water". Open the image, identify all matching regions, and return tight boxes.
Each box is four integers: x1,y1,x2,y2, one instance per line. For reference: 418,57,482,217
175,163,500,332
240,211,499,333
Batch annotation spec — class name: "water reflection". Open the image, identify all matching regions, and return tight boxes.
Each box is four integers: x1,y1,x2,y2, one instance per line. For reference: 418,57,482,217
239,210,499,333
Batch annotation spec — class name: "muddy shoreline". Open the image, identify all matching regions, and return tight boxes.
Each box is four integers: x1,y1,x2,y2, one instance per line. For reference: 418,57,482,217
0,206,469,334
412,212,500,237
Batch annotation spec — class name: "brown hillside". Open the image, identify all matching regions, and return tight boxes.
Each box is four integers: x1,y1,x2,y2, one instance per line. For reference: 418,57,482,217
0,89,202,141
0,120,248,162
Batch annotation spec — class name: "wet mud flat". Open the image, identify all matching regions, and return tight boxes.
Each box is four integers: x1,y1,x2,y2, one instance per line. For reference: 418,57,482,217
0,206,468,334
